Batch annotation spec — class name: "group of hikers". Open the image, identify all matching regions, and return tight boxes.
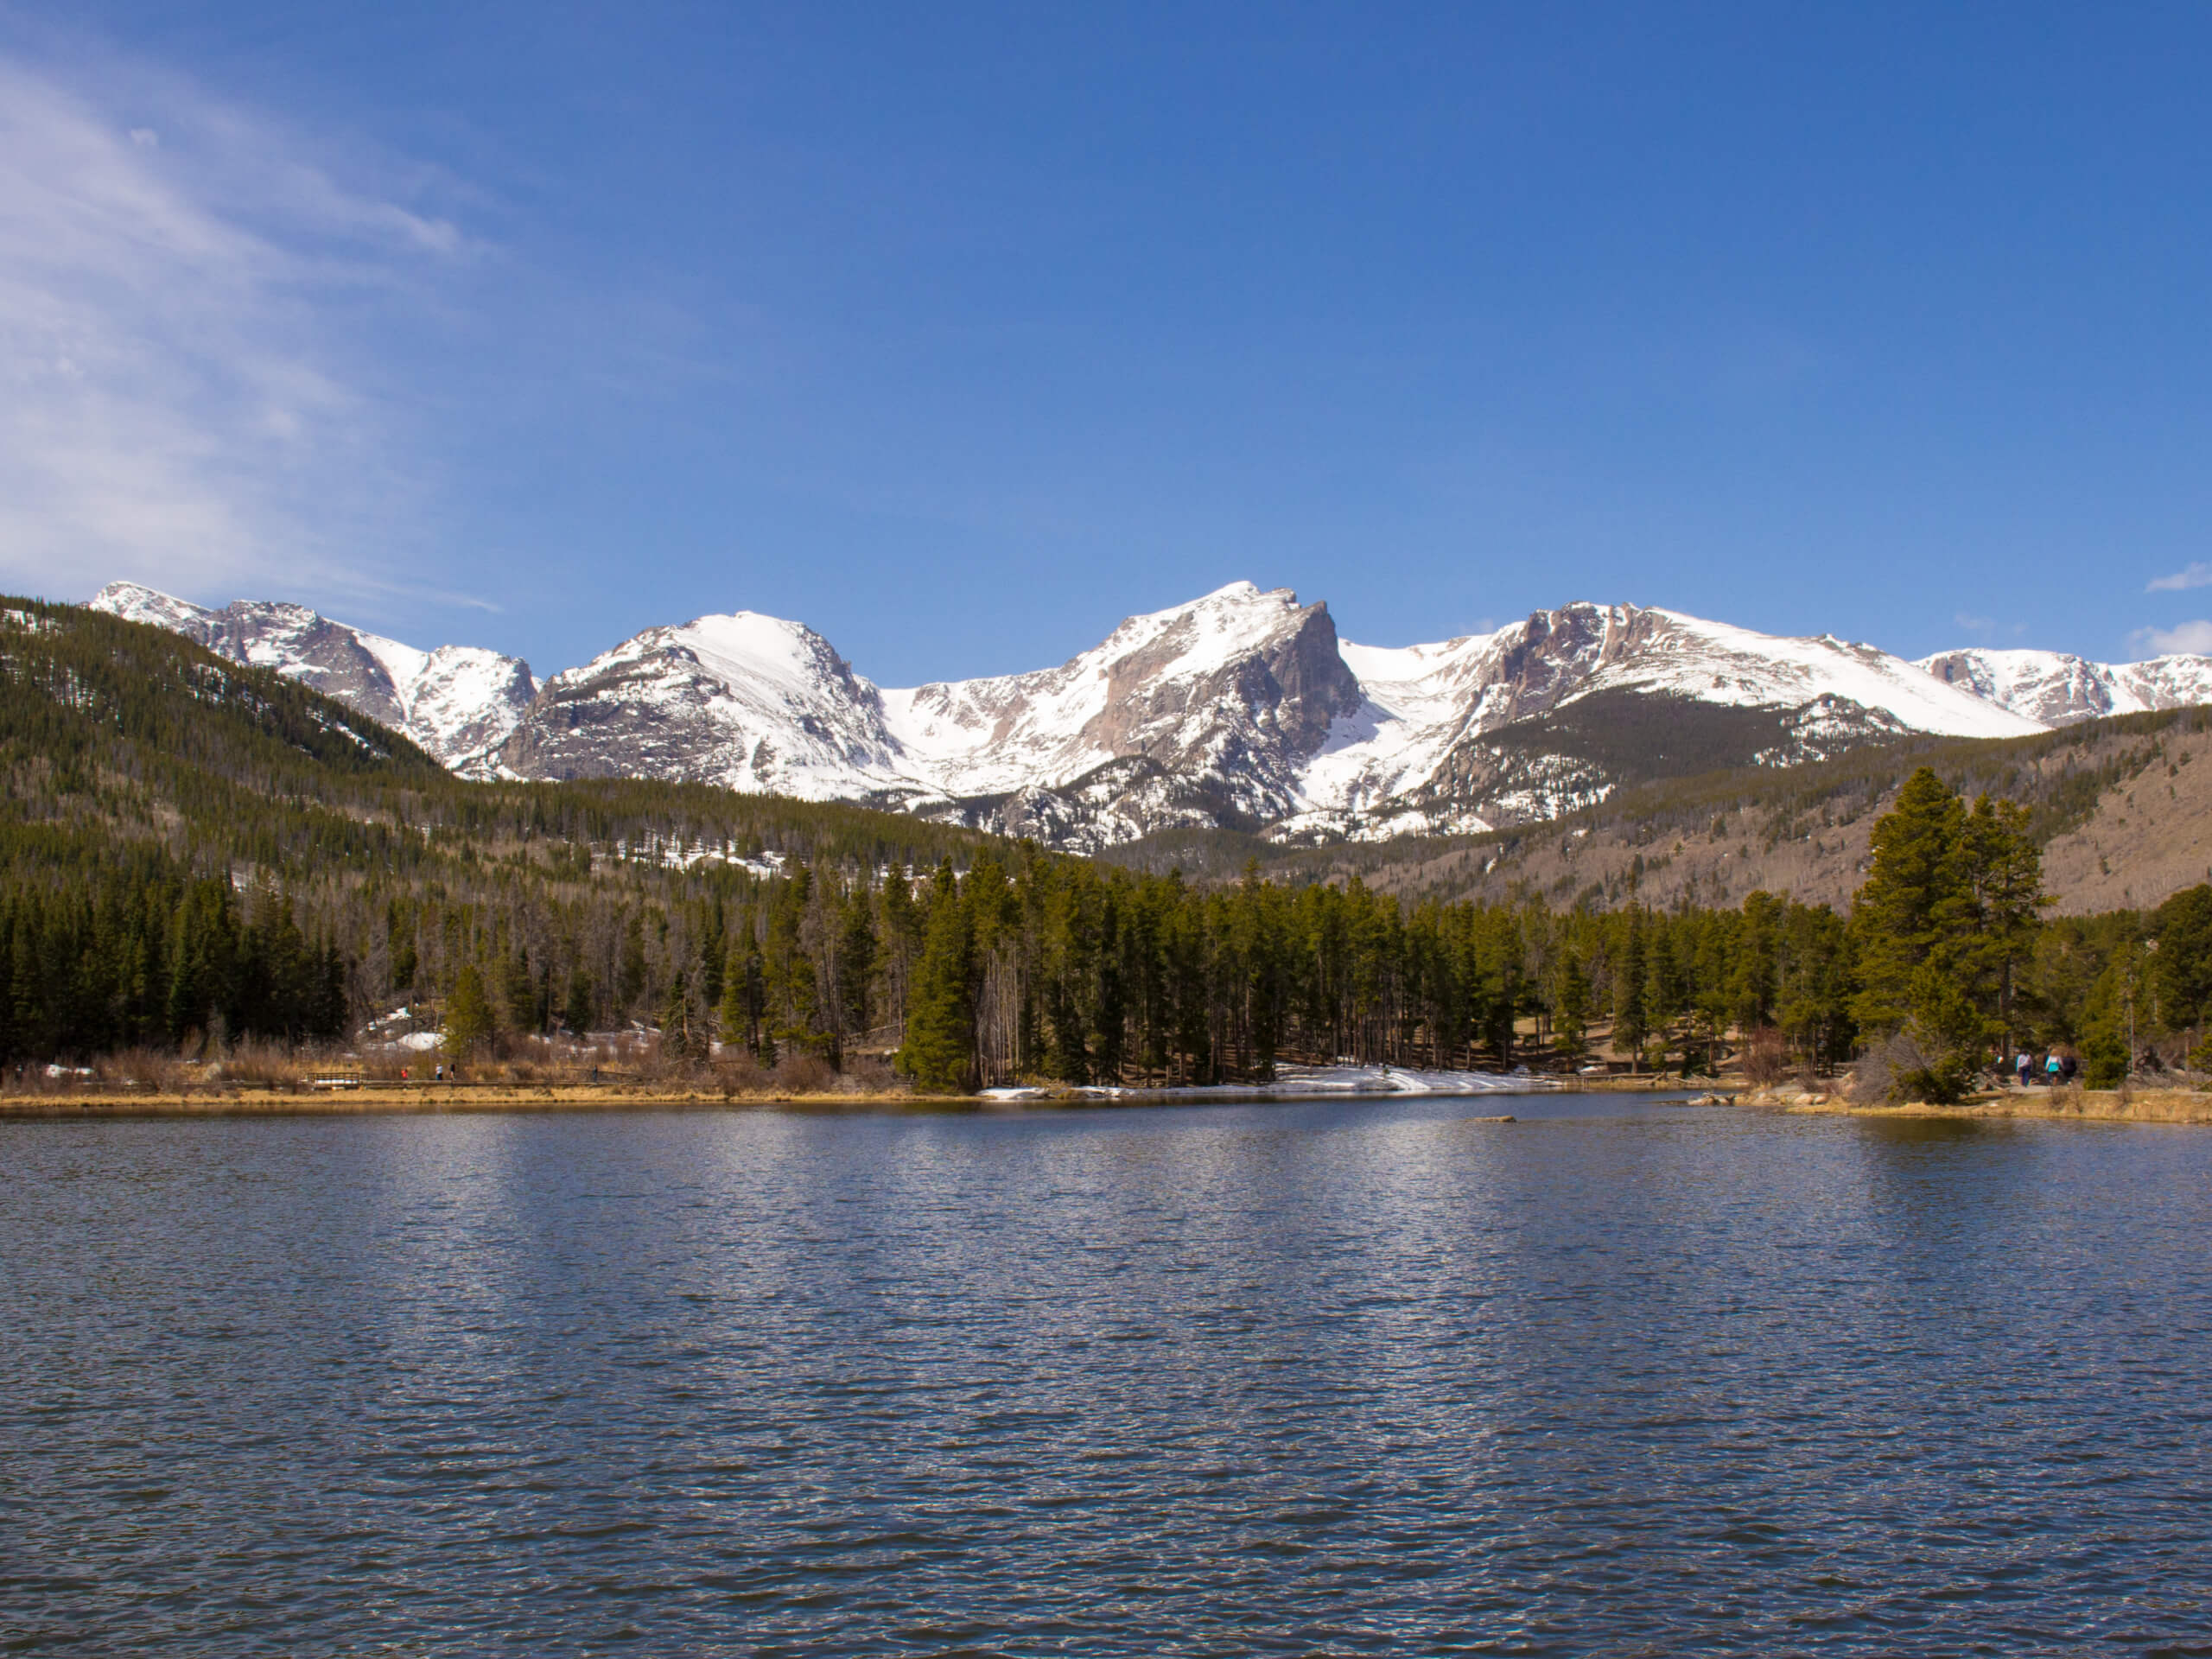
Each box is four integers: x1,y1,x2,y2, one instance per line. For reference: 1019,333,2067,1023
2014,1050,2080,1088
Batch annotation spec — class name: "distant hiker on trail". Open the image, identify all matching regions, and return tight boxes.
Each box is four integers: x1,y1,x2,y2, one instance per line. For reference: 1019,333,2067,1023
2017,1052,2033,1088
2045,1053,2063,1085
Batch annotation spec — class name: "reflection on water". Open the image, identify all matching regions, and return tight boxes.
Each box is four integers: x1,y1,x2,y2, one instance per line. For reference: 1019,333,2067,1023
1857,1113,2005,1145
5,1094,2211,1654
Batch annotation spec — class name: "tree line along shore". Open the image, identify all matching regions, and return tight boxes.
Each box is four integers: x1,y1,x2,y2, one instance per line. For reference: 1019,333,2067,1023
2,765,2205,1108
0,595,2206,1108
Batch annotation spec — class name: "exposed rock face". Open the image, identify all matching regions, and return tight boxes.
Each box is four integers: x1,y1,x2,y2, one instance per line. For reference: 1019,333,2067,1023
90,577,2212,851
87,583,536,767
1065,588,1364,817
876,583,1363,819
1465,603,1639,726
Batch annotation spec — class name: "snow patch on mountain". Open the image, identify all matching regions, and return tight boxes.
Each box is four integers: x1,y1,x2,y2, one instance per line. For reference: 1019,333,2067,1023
1580,611,2042,738
1919,647,2212,726
87,584,210,636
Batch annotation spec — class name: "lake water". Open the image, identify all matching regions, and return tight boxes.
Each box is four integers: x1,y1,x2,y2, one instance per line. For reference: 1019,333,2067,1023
6,1093,2211,1654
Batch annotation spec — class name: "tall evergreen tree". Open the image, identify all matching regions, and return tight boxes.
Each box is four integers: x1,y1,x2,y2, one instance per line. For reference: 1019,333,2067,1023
2152,884,2212,1059
1851,766,2045,1081
1850,767,1970,1036
899,860,976,1091
444,963,494,1058
1553,949,1591,1063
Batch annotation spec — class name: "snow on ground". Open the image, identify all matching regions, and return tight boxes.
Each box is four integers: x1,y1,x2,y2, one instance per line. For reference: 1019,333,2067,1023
1299,620,1594,816
608,836,787,876
1298,604,2040,821
2115,655,2212,709
978,1063,1556,1102
1297,687,1469,818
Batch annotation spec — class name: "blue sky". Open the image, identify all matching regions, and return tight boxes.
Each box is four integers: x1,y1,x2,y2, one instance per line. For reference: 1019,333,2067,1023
8,3,2212,683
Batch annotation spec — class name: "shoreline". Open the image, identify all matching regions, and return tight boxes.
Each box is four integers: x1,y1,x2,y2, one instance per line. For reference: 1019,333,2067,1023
1741,1086,2212,1126
0,1077,1620,1120
0,1086,970,1119
19,1077,2201,1125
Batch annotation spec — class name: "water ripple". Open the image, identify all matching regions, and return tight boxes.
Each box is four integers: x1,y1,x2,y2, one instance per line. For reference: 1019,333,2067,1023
4,1096,2212,1653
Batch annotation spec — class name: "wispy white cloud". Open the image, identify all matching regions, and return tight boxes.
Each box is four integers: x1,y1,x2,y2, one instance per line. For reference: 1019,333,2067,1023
0,45,478,606
2130,620,2212,657
1954,611,1995,636
2147,562,2212,592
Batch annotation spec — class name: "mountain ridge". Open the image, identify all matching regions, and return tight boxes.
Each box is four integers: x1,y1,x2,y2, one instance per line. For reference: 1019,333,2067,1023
87,585,537,768
89,579,2212,849
1917,645,2212,726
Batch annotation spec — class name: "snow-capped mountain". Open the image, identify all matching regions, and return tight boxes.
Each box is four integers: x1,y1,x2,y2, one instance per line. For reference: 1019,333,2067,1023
1286,602,2039,838
86,578,2212,851
1917,647,2212,726
499,611,910,798
488,583,1363,841
88,583,537,769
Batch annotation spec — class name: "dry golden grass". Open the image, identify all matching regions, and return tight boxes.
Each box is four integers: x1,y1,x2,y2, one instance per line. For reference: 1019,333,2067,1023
0,1034,927,1112
0,1087,966,1117
1763,1086,2212,1125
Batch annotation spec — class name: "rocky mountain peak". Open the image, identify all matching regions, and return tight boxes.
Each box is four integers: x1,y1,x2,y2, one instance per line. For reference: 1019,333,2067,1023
1075,584,1361,775
500,610,905,798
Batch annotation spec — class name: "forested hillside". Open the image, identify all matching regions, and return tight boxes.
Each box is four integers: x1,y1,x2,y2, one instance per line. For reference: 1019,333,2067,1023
2,598,2205,1097
0,599,998,1065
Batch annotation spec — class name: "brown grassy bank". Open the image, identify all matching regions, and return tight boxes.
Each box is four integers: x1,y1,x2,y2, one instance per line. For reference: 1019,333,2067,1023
0,1078,1606,1119
1743,1086,2212,1125
0,1084,977,1118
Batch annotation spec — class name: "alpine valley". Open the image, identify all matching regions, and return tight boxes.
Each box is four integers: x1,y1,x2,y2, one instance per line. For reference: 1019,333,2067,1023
88,580,2212,852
